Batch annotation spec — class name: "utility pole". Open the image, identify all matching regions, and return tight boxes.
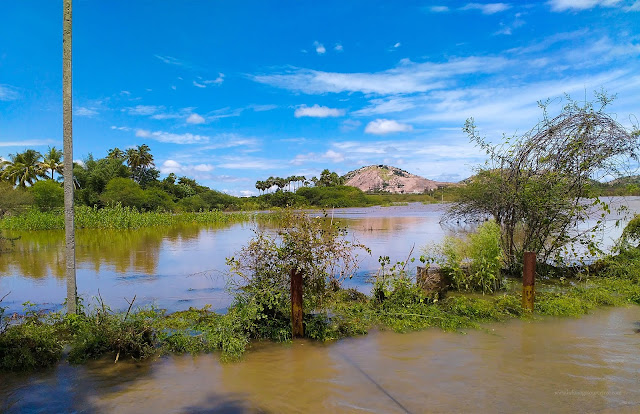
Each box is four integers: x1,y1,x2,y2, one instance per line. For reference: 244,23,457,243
63,0,77,314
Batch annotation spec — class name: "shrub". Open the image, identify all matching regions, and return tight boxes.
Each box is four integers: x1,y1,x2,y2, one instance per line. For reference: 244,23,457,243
100,177,145,209
30,180,64,211
426,221,504,293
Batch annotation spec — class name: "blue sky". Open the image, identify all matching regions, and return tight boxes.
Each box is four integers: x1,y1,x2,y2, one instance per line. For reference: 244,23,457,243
1,0,639,195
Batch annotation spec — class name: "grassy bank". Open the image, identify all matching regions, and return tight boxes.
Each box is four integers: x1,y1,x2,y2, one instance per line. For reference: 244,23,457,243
0,205,251,231
1,268,638,371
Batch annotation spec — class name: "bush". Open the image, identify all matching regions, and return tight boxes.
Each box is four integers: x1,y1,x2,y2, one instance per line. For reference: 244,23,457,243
101,177,145,209
177,195,208,212
426,221,504,293
297,186,370,208
30,180,64,211
142,187,175,211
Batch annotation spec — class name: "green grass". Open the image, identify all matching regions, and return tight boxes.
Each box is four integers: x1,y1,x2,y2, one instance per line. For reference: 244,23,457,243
0,205,251,230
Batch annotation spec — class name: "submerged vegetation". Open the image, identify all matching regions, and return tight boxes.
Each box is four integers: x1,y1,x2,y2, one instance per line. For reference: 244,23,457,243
2,210,640,371
0,204,250,231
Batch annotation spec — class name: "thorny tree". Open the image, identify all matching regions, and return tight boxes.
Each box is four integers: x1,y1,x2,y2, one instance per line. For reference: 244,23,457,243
447,92,640,270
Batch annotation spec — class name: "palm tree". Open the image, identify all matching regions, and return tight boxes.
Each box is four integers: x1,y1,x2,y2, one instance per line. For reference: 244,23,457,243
136,144,154,169
107,147,125,160
1,149,46,187
125,148,141,170
40,146,64,180
63,0,77,314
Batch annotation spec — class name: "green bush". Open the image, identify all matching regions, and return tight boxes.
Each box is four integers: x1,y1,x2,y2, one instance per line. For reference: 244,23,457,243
176,195,208,212
427,221,504,293
30,180,64,211
100,177,145,209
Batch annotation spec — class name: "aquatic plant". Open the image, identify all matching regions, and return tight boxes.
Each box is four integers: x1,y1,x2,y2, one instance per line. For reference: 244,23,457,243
0,204,251,231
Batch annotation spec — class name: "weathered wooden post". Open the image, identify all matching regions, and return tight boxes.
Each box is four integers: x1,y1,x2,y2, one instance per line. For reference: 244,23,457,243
290,268,304,338
522,252,536,312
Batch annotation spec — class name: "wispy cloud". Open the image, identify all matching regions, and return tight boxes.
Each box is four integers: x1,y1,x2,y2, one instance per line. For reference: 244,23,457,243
186,113,206,124
364,119,413,135
0,84,19,101
75,107,99,117
548,0,624,12
460,3,511,14
154,54,194,68
127,105,164,116
0,139,53,147
252,56,508,95
291,149,345,165
427,6,449,12
160,159,215,176
135,129,209,144
334,43,343,52
294,104,345,118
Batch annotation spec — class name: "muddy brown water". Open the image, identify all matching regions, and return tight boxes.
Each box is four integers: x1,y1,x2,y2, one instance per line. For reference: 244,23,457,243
1,306,639,413
2,198,638,315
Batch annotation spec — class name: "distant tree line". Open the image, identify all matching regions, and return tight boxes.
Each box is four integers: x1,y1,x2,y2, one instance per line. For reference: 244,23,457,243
255,169,345,194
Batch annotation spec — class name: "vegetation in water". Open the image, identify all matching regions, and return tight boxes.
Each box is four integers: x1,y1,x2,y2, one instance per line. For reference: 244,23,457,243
0,204,251,231
423,221,504,294
3,213,640,371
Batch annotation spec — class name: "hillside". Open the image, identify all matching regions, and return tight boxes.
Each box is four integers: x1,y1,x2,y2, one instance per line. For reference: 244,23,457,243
343,165,451,194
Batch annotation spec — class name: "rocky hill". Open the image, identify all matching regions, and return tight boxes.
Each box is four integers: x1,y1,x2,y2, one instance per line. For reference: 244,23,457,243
343,165,450,194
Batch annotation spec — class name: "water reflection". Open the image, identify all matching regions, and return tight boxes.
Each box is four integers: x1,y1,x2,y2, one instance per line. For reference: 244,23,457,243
1,200,639,314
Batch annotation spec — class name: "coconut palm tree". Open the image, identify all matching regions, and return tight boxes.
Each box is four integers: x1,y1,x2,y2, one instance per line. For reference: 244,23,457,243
107,147,125,160
40,146,64,180
1,149,46,187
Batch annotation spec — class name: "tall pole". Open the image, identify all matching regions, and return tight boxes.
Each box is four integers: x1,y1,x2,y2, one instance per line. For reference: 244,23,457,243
63,0,77,314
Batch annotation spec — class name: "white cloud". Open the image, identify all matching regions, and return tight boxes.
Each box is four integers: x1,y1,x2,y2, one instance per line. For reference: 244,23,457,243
314,41,326,55
75,107,98,117
110,126,131,131
0,84,19,101
252,56,508,95
290,150,345,165
193,81,206,88
135,129,209,144
548,0,623,11
160,159,215,176
218,157,279,170
354,97,417,116
127,105,163,116
334,43,343,52
204,73,225,85
394,42,402,48
627,1,640,10
186,113,206,124
460,3,511,14
364,119,413,135
0,140,52,147
428,6,449,12
294,104,345,118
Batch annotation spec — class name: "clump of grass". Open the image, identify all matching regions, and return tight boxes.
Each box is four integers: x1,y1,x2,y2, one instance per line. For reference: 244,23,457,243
0,205,251,231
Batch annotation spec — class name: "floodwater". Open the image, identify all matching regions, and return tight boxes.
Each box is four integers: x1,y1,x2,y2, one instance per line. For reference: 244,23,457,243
1,199,639,314
1,306,639,413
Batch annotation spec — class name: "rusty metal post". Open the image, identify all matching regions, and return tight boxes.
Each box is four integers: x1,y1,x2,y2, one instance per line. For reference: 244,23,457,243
522,252,536,312
416,266,426,288
290,268,304,338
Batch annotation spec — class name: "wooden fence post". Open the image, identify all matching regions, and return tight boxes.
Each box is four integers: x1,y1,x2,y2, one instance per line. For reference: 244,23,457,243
522,252,536,312
290,268,304,338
